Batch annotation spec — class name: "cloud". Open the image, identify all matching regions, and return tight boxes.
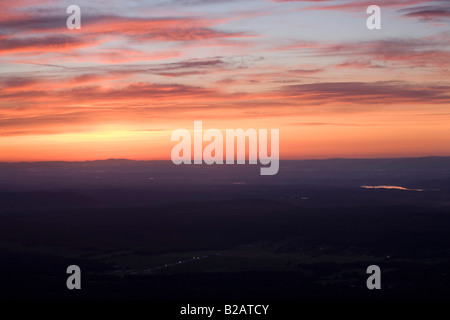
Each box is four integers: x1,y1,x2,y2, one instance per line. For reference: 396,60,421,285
400,5,450,22
281,35,450,70
0,112,90,129
169,0,244,5
313,0,443,10
279,81,450,105
0,35,98,55
290,122,379,126
0,77,41,89
0,0,57,12
0,14,66,34
0,13,246,40
1,77,449,139
148,58,228,76
0,12,249,63
329,38,450,69
0,81,221,105
0,57,236,94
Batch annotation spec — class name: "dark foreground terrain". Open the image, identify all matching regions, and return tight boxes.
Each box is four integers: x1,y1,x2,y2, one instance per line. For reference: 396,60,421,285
0,157,449,299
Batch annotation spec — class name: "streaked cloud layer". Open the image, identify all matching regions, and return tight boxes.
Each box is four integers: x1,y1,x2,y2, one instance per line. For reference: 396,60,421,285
0,0,449,160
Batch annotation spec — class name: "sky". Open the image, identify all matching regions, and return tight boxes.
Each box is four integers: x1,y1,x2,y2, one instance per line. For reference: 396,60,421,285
0,0,449,161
